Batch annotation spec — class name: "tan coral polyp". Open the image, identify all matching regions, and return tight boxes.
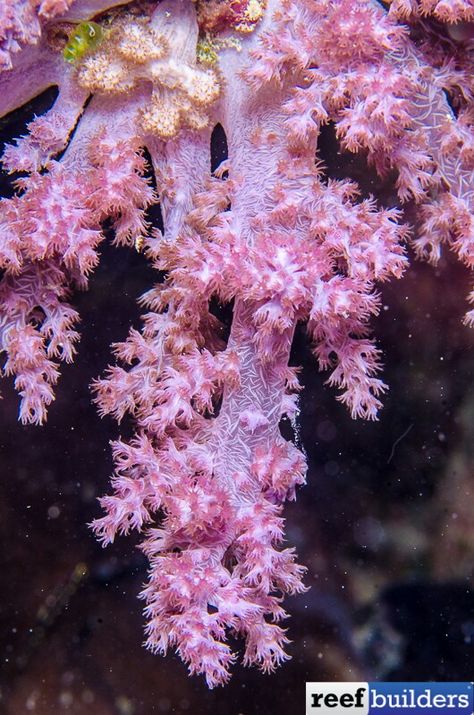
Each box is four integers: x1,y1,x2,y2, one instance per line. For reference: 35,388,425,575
116,23,168,64
75,13,220,139
141,92,181,139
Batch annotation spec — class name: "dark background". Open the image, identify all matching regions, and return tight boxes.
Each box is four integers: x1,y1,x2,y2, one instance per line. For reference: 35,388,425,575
0,90,473,715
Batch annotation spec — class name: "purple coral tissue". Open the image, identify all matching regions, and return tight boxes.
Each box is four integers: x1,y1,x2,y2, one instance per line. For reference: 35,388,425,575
0,0,473,688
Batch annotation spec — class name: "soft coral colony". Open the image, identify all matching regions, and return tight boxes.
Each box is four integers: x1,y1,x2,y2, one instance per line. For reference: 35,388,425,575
0,0,473,687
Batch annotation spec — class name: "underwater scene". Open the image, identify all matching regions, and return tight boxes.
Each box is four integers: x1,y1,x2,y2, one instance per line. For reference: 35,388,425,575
0,1,473,713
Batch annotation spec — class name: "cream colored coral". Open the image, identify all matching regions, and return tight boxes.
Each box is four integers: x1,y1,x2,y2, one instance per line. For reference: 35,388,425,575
76,5,221,140
183,69,220,104
78,51,134,94
141,91,181,139
235,0,265,31
116,23,168,64
141,89,210,138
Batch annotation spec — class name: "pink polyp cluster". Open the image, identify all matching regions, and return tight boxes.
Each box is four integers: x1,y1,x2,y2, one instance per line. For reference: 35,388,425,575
0,0,473,687
0,0,75,70
388,0,474,22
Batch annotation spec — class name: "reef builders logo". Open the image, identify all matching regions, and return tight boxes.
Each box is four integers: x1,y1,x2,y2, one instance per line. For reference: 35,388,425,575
306,683,474,715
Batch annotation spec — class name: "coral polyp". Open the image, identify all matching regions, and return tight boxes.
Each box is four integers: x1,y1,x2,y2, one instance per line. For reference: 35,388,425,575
75,6,221,139
196,0,266,34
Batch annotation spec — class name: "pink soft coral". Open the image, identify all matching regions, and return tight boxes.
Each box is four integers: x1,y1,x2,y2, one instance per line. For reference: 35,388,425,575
0,0,74,69
389,0,474,22
0,0,473,688
0,129,153,423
